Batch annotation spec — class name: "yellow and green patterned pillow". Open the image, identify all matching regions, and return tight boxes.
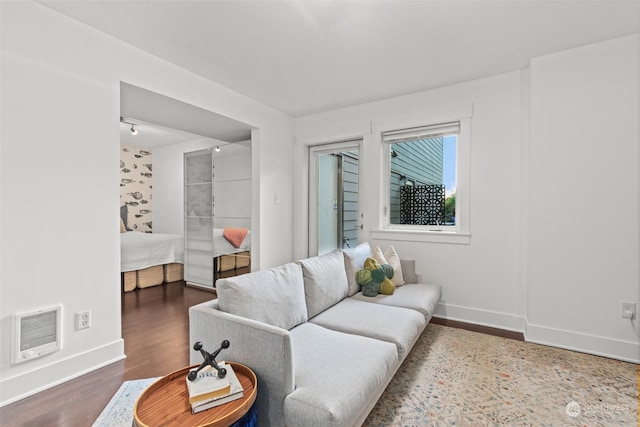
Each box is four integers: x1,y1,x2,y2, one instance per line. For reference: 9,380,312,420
356,257,395,297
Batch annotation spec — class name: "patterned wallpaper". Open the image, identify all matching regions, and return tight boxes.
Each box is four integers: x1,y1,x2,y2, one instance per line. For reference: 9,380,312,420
120,145,152,232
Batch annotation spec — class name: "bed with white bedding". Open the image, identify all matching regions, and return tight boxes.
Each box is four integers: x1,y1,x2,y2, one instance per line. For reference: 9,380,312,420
121,231,184,271
120,231,184,291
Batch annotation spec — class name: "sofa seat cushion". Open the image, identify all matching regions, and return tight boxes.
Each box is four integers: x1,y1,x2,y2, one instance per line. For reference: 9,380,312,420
350,283,442,320
297,249,349,319
309,298,425,359
285,323,397,427
216,262,308,330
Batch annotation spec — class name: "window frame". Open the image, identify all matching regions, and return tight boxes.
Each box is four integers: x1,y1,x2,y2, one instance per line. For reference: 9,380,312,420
373,114,472,245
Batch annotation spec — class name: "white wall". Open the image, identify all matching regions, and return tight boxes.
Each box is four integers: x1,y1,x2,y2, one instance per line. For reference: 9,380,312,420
0,1,293,405
294,35,639,362
526,35,638,361
295,71,525,331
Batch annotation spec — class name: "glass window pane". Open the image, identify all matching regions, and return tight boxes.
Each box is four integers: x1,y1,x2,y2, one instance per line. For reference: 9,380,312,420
389,135,457,226
315,150,359,255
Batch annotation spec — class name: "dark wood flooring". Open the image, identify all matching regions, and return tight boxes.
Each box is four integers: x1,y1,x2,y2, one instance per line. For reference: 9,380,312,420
0,283,522,426
430,316,525,341
0,281,214,427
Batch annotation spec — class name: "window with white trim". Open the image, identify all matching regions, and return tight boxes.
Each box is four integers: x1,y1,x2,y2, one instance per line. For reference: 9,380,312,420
381,118,470,239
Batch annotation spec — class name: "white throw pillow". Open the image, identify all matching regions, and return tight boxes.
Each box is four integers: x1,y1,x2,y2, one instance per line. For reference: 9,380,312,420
343,242,372,296
384,245,405,286
372,246,387,265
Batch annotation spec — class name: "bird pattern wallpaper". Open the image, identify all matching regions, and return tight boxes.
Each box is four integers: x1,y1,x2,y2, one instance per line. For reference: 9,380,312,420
120,145,153,232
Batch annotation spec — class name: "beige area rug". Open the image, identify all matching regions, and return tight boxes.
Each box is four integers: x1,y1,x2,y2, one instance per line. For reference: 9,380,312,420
364,324,638,426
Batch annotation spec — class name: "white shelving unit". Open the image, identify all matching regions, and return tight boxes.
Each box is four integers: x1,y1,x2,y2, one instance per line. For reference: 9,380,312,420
184,149,214,287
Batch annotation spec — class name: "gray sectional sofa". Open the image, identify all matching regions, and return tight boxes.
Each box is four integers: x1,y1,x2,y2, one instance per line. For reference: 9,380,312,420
189,243,441,426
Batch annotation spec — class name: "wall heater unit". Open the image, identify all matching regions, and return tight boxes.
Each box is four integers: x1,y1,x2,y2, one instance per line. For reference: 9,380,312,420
12,305,62,364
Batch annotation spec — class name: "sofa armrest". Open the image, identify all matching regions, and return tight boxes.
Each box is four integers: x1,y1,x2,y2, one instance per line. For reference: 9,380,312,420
400,258,418,283
189,300,294,426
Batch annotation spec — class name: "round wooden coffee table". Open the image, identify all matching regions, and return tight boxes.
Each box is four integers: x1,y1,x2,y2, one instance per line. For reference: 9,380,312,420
133,362,257,427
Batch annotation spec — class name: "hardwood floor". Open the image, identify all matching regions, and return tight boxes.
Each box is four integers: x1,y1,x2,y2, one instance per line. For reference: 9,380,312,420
0,283,522,426
0,282,215,427
430,316,525,341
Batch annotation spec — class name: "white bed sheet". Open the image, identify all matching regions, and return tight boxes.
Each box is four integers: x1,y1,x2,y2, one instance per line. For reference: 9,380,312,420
121,231,184,272
213,228,251,258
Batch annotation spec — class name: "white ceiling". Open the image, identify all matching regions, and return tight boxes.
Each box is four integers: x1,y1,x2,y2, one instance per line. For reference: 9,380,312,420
119,117,253,150
119,117,204,148
40,0,638,118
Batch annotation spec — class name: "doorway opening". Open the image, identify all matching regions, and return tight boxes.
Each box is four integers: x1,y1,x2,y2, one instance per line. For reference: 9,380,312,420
309,141,361,256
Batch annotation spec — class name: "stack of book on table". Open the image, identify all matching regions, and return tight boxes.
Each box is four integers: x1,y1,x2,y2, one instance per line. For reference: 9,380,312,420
186,362,244,414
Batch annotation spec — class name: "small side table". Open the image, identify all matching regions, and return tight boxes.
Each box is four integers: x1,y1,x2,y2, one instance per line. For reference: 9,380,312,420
133,362,257,427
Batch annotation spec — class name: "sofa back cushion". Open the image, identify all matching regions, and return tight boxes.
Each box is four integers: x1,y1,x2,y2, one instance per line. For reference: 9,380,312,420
297,249,349,319
216,262,308,330
342,242,372,296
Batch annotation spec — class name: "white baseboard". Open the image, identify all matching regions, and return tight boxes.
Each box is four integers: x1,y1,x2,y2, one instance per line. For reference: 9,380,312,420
0,339,125,407
434,302,639,363
434,302,525,332
525,322,640,364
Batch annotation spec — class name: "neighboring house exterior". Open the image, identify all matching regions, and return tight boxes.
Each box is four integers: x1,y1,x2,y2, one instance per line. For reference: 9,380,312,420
389,137,445,225
341,152,360,248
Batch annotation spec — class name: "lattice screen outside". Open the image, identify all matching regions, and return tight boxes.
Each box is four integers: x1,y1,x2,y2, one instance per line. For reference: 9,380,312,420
400,184,445,225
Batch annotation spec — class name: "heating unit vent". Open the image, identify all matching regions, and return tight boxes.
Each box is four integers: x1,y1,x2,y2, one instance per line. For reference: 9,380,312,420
12,305,62,364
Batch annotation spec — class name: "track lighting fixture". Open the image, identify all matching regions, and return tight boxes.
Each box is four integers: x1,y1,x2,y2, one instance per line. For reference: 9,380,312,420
120,116,138,136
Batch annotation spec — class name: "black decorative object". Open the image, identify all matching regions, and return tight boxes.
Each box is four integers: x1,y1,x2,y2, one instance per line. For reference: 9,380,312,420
400,184,445,225
187,340,230,381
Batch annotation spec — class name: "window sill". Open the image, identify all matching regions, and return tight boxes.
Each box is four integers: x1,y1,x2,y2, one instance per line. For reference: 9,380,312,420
371,228,471,245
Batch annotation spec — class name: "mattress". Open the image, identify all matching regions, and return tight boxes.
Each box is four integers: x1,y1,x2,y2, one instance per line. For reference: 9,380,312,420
121,231,184,272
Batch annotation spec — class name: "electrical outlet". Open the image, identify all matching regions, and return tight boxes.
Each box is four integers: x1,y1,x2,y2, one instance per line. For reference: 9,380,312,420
76,310,91,330
621,302,636,319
